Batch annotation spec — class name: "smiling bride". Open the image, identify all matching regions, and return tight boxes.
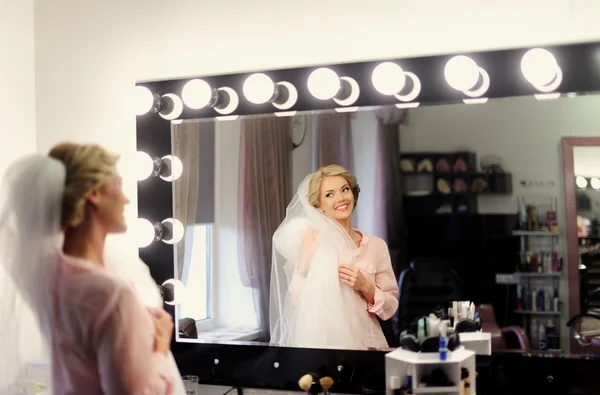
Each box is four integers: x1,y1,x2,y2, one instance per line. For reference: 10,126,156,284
269,165,399,350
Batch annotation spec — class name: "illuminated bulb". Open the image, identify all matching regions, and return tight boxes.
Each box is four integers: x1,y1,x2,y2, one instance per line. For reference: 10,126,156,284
444,56,480,92
576,176,588,189
159,94,184,120
307,68,341,100
161,218,185,244
182,79,214,109
134,86,154,116
372,62,406,95
591,178,600,190
162,279,187,305
159,155,183,182
134,218,157,248
521,48,559,87
134,151,154,181
243,73,275,104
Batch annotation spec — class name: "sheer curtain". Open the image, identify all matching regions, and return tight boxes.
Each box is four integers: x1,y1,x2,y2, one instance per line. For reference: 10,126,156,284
315,111,353,170
375,106,409,277
238,116,292,341
172,121,201,280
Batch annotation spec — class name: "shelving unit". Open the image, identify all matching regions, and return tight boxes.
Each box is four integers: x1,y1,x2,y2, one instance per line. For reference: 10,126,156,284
385,348,476,395
400,151,512,215
513,229,562,352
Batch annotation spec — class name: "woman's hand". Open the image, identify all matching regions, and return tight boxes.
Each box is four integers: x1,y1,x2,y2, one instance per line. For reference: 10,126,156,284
338,265,376,304
338,265,368,291
150,308,174,354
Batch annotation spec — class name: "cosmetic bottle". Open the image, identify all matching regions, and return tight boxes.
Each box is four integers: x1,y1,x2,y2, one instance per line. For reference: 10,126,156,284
519,197,527,230
439,335,447,361
547,197,558,232
539,322,547,350
546,319,557,349
516,285,523,310
545,288,552,311
537,289,545,311
552,250,559,272
523,285,531,311
553,289,560,312
531,288,537,311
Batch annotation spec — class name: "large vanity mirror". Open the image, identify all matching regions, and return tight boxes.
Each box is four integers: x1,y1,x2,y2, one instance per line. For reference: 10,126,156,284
135,41,600,392
168,93,600,356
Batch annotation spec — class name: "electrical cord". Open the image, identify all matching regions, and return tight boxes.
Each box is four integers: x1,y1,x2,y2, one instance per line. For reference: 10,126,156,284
222,387,242,395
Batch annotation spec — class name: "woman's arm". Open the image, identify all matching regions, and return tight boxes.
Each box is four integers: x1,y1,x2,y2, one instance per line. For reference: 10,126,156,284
365,247,399,321
93,285,173,395
288,228,318,299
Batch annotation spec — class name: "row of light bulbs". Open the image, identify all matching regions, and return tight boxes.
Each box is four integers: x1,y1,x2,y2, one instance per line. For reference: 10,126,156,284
135,47,563,118
576,176,600,190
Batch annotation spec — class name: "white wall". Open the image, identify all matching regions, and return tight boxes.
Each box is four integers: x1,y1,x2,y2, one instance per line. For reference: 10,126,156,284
0,1,39,389
1,0,35,162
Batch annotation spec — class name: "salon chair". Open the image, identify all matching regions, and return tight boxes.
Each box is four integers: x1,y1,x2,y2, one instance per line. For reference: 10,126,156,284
392,257,462,340
476,304,530,352
567,312,600,348
178,317,198,339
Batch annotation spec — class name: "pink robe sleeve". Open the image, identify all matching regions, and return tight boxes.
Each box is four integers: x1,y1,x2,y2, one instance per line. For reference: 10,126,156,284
93,285,173,395
366,245,399,321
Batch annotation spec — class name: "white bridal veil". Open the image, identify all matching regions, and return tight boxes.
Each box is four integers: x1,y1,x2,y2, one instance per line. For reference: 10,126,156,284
0,154,184,395
269,174,379,350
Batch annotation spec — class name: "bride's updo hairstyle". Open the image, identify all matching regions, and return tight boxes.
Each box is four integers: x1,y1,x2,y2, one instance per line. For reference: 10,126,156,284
308,164,361,209
48,143,119,230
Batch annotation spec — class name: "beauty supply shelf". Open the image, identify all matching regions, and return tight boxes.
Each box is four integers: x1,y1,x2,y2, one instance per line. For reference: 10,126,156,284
514,310,560,316
512,230,560,236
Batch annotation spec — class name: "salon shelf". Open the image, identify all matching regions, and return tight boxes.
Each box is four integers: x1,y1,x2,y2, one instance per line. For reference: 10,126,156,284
511,231,560,236
515,272,562,277
412,386,460,393
514,310,561,316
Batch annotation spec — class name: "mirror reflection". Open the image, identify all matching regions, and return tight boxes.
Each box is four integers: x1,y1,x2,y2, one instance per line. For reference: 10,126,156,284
168,94,600,356
572,146,600,350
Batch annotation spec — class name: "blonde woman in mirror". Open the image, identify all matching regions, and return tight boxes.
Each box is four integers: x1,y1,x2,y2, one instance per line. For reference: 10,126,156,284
270,165,399,350
0,143,185,394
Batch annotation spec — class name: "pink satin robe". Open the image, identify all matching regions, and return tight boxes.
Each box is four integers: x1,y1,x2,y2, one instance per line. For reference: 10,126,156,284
46,252,173,395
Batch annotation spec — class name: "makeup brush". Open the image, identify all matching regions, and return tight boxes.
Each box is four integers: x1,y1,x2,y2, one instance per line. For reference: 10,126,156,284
298,374,313,392
298,373,322,394
319,376,334,395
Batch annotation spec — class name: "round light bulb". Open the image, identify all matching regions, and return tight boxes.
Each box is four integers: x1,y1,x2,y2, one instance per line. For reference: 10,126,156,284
307,68,341,100
159,155,184,182
134,86,154,116
133,218,156,248
243,73,275,104
182,79,213,109
161,218,185,244
576,176,588,189
162,279,187,305
591,177,600,190
134,151,154,181
444,56,480,92
521,48,558,87
372,62,406,95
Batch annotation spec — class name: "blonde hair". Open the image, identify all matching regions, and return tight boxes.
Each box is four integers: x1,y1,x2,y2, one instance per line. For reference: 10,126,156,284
308,164,360,208
48,143,119,229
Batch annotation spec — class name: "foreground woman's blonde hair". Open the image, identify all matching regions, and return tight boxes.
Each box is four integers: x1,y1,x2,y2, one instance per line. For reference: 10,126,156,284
48,143,119,229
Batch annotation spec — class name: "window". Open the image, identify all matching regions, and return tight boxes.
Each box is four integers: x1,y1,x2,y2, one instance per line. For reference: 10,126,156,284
178,224,212,324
